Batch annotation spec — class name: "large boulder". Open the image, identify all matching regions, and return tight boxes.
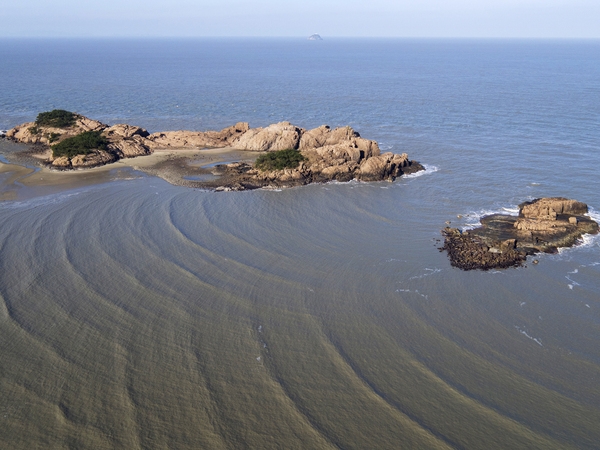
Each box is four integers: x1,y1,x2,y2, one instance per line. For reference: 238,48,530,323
299,125,380,158
514,197,590,234
108,135,152,158
104,124,149,139
51,156,72,169
76,117,106,132
204,122,250,146
520,197,588,219
103,124,152,158
231,122,303,151
357,152,409,181
6,115,107,145
70,150,118,168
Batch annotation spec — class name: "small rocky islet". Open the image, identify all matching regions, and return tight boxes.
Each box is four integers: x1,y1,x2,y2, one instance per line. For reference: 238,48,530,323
5,112,597,269
441,197,599,270
4,110,424,190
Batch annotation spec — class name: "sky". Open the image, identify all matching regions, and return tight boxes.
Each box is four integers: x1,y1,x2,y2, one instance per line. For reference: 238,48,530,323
0,0,598,39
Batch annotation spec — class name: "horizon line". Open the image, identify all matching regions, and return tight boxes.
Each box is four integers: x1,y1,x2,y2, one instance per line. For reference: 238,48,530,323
1,36,600,40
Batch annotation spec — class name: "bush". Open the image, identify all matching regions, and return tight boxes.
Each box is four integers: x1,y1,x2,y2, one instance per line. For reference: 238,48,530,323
48,132,61,143
52,131,108,158
254,149,306,171
35,110,77,128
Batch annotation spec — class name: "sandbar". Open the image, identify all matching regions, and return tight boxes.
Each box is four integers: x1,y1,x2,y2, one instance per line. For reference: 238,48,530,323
0,144,261,199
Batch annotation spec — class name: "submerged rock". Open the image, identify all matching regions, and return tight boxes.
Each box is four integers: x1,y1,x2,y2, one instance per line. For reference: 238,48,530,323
441,198,599,270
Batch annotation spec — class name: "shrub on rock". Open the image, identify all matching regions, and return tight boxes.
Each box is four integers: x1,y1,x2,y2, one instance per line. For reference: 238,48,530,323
52,131,108,158
36,110,77,128
254,149,306,171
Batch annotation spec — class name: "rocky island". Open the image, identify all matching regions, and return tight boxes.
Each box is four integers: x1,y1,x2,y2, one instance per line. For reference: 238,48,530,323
441,197,599,270
4,110,423,190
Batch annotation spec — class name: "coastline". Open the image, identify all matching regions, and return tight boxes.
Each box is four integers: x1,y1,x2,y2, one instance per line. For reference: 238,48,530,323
0,142,265,195
3,113,424,192
1,143,423,195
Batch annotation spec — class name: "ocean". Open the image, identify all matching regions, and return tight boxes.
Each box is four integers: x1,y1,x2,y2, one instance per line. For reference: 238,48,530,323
1,38,600,449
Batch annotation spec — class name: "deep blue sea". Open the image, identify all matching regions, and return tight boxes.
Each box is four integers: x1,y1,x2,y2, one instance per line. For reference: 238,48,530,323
1,39,600,449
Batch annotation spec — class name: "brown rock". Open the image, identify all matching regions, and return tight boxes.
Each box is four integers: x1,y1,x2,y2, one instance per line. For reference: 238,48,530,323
146,122,249,149
357,152,409,181
204,122,250,145
108,137,151,158
320,162,356,178
6,115,107,146
520,197,588,219
500,239,516,251
51,156,72,169
7,113,425,184
231,122,303,151
514,218,569,232
358,154,391,181
441,197,599,270
299,125,380,158
298,125,332,149
105,124,149,139
76,117,106,132
71,150,118,168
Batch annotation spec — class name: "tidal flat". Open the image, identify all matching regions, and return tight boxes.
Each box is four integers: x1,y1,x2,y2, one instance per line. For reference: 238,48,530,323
1,173,600,449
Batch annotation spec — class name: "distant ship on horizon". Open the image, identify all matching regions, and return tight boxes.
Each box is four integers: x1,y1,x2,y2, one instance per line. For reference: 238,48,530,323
308,34,323,41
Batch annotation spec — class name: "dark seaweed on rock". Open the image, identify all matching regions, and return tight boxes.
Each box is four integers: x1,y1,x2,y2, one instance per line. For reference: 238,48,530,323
440,198,599,271
440,228,527,271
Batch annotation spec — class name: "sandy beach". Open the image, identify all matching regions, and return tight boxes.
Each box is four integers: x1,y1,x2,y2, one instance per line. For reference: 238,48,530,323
0,142,262,199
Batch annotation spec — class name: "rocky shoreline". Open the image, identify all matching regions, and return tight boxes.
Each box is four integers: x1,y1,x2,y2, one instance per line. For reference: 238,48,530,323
4,111,424,190
441,198,599,270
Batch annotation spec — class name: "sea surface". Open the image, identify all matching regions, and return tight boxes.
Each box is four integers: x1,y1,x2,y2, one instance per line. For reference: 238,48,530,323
1,38,600,449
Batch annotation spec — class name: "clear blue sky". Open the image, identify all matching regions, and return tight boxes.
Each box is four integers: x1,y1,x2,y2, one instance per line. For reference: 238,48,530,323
1,0,598,38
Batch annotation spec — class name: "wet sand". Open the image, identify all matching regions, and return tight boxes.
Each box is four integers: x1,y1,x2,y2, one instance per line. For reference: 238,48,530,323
0,162,36,201
0,141,262,199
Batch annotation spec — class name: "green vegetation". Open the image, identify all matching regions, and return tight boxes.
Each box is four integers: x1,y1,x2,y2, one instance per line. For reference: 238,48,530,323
48,132,61,143
35,109,77,128
51,131,108,158
254,149,306,171
27,126,40,135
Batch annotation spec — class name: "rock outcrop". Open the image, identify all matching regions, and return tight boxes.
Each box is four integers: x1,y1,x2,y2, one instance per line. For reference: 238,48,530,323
220,124,421,187
146,122,249,149
357,152,411,181
441,198,599,270
519,198,588,220
6,112,423,186
230,122,303,151
5,115,153,168
208,144,421,189
6,115,106,145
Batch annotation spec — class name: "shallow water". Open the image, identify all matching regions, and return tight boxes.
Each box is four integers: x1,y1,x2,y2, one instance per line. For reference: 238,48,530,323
1,38,600,449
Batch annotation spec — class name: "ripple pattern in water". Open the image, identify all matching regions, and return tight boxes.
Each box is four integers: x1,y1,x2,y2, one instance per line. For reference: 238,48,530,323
1,39,600,449
1,178,600,449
